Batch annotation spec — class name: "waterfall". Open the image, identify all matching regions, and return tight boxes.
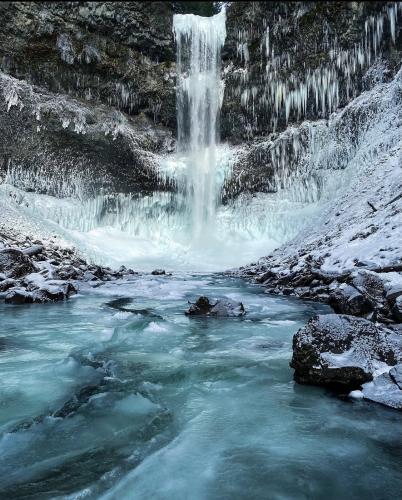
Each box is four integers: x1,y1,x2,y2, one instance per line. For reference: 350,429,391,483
173,9,226,239
2,7,399,272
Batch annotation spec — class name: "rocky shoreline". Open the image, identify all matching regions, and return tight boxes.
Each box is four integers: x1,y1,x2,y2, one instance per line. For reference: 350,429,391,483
0,234,139,305
236,253,402,410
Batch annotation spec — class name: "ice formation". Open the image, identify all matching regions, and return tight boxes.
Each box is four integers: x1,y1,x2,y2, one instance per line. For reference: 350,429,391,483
230,2,402,134
0,5,401,272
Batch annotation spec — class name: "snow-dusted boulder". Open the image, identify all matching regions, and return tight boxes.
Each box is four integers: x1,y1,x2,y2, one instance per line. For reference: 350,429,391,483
186,296,246,317
210,299,246,317
4,281,76,304
33,285,66,303
328,283,374,317
0,278,18,292
362,371,402,410
291,314,402,396
393,296,402,322
0,248,35,278
151,269,166,275
4,288,34,304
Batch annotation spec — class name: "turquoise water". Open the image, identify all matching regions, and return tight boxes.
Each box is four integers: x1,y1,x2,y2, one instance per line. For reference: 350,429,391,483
0,275,401,499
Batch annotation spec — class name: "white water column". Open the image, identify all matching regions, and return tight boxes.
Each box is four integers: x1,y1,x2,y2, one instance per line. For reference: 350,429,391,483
173,9,226,239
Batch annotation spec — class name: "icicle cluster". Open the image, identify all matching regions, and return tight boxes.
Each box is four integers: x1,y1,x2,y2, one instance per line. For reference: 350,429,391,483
228,2,402,134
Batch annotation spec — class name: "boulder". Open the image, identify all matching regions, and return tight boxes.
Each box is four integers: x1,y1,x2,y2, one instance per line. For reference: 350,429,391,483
56,265,83,280
186,296,213,316
0,248,35,278
33,285,66,303
389,364,402,389
151,269,166,276
291,314,402,390
5,288,34,304
392,296,402,322
4,281,76,304
210,299,246,317
0,278,18,292
22,245,44,257
186,296,245,317
83,271,99,282
361,373,402,410
350,269,385,302
328,283,374,317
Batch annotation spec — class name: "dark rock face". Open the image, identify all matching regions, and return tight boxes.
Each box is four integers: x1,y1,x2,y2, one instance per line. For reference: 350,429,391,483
0,2,177,127
220,2,402,201
186,296,246,317
222,2,401,143
0,2,177,199
0,2,400,204
291,314,402,390
0,72,174,198
0,248,35,278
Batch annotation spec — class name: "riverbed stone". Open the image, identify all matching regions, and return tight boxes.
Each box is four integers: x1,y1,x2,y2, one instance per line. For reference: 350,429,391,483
0,248,35,278
5,288,34,304
186,296,245,317
290,314,402,391
151,269,166,275
328,283,374,317
210,298,246,317
361,373,402,410
392,296,402,322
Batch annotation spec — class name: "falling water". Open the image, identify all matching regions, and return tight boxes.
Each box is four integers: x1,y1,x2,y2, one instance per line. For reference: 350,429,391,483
173,9,226,239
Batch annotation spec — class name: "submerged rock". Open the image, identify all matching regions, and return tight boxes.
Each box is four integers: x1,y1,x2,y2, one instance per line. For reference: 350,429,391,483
186,296,246,317
290,314,402,393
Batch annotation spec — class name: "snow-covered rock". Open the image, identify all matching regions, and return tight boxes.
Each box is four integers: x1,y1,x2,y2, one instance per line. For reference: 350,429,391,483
0,248,35,278
291,314,402,406
186,296,246,317
393,296,402,322
361,372,402,410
